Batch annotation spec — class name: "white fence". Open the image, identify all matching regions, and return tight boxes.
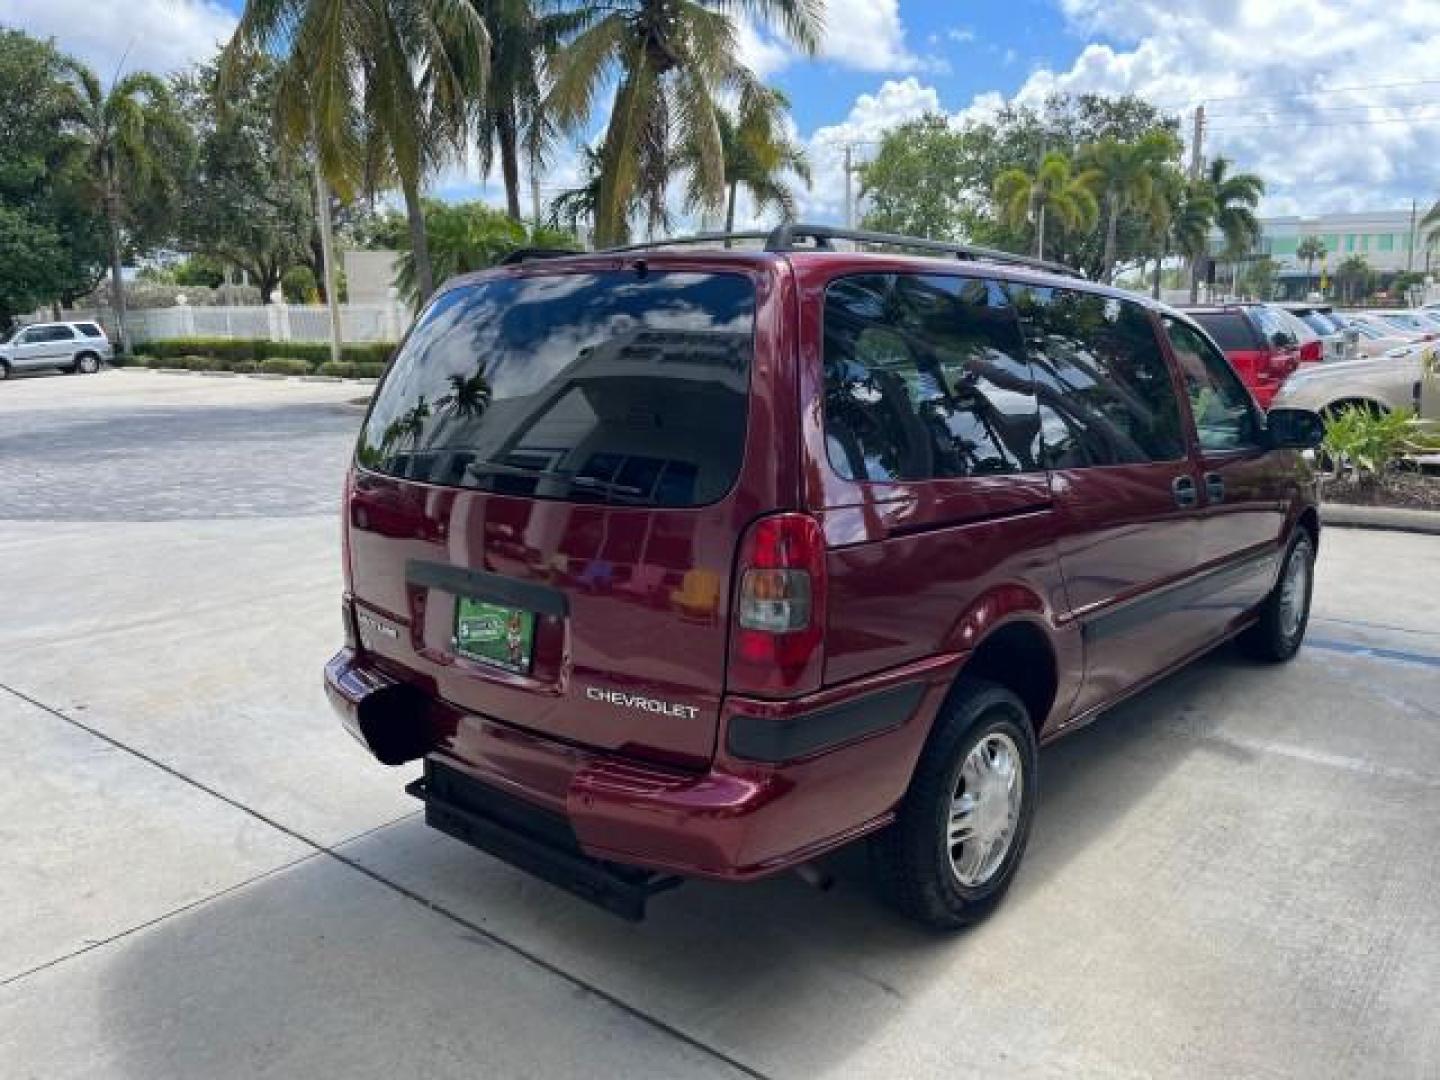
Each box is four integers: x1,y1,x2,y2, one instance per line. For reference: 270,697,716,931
127,302,406,344
58,301,408,346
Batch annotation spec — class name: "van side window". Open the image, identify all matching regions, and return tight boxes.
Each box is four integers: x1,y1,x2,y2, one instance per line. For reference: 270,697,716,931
1164,316,1261,451
822,273,1041,482
1008,285,1186,467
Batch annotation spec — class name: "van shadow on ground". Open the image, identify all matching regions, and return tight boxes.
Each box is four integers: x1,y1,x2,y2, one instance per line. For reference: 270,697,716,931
97,653,1249,1079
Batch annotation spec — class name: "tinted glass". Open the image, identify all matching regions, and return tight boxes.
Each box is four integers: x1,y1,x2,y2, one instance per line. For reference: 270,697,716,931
358,270,754,507
1164,317,1261,452
1189,311,1256,351
75,323,103,338
39,326,74,341
822,273,1041,481
1253,306,1297,347
1010,285,1186,467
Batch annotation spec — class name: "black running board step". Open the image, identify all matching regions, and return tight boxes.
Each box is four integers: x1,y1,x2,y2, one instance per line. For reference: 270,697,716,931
404,764,682,922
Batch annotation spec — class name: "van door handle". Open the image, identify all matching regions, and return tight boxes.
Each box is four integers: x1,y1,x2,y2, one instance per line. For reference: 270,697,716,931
1205,472,1225,503
1172,475,1198,508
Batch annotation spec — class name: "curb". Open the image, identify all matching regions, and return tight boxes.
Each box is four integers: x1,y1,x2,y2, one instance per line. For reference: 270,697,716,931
1322,503,1440,536
114,367,374,388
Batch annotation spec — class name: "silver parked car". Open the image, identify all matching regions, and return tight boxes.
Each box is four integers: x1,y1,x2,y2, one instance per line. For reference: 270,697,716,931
1271,347,1437,420
0,321,112,379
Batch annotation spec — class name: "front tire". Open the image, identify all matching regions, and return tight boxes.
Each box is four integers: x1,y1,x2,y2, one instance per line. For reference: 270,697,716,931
1239,531,1315,662
0,361,10,381
74,352,100,374
871,678,1037,929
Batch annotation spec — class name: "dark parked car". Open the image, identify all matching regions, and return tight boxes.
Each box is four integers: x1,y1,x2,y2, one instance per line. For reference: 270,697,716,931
1182,303,1307,407
327,226,1324,929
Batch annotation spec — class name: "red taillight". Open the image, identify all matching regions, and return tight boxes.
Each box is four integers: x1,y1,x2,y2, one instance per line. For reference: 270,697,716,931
1298,341,1323,364
728,513,826,697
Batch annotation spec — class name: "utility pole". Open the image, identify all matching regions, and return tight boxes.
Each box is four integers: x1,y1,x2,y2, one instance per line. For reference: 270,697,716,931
1189,105,1205,180
843,144,854,229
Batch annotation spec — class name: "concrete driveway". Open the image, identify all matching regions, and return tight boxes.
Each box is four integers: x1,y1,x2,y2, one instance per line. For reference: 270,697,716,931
2,370,1438,1078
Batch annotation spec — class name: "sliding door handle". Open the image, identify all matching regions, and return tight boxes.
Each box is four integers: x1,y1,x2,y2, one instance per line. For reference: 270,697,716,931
1172,475,1198,508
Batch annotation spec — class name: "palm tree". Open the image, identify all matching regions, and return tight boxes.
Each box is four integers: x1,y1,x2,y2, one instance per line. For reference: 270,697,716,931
1081,131,1180,284
1196,156,1263,301
677,85,810,237
57,64,189,354
1297,235,1325,296
225,0,489,304
992,151,1100,261
546,146,605,239
394,199,577,301
546,0,823,246
471,0,588,221
1144,167,1213,299
1336,254,1372,303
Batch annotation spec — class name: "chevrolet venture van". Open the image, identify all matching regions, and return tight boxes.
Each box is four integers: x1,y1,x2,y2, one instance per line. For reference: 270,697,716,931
327,225,1324,928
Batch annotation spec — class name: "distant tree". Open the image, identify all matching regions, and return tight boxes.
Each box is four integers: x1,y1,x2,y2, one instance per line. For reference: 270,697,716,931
546,146,605,240
0,30,107,327
1240,255,1278,300
173,53,314,304
393,200,577,302
858,114,970,239
1336,254,1373,303
992,150,1100,260
1297,235,1326,295
1080,129,1181,283
1146,167,1212,299
1198,156,1264,301
57,62,192,351
677,85,810,237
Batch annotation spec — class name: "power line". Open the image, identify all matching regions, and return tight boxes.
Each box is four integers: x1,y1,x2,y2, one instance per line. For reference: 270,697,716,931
1208,111,1440,133
1149,76,1440,110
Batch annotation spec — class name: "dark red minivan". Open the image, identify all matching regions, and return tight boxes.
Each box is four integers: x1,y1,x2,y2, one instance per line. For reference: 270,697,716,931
327,226,1323,928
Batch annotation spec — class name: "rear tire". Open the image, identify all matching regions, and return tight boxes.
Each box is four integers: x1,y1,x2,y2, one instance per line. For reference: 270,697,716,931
871,678,1037,929
0,360,9,381
74,352,100,375
1239,531,1315,662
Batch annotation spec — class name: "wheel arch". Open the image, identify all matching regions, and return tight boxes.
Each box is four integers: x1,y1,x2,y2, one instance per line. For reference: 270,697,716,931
948,618,1061,741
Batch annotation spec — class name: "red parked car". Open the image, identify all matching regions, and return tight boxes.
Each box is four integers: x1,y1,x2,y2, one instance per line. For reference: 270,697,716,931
1182,303,1314,408
327,226,1324,928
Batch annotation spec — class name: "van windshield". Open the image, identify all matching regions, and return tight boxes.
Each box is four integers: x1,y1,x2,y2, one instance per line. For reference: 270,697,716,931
357,269,755,508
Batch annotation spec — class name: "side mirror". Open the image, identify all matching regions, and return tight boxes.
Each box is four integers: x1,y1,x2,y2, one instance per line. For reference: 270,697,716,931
1266,407,1325,449
1270,331,1292,349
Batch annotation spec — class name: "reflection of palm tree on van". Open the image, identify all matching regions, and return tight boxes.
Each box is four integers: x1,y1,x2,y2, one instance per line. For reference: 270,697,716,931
381,396,433,457
437,371,493,418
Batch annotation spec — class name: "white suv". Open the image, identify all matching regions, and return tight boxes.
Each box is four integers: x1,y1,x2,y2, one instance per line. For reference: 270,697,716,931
0,321,113,379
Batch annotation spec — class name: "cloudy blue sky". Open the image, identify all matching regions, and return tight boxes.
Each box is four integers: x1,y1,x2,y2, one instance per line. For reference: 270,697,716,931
7,0,1440,226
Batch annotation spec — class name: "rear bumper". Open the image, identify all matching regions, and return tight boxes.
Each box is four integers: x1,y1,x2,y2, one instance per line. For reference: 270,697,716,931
325,647,961,880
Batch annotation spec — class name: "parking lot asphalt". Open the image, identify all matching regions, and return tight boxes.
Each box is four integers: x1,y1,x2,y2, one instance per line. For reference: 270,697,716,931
2,370,1438,1078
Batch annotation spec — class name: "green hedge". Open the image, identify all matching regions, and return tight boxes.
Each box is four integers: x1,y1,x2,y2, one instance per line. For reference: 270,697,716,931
259,357,311,376
141,338,394,368
317,360,387,379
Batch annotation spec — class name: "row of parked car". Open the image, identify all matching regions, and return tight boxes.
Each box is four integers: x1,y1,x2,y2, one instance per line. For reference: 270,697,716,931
1180,301,1439,420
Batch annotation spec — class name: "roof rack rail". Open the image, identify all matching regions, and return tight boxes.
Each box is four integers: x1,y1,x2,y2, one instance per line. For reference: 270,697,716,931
498,246,586,265
765,223,1084,278
600,231,773,254
597,223,1083,278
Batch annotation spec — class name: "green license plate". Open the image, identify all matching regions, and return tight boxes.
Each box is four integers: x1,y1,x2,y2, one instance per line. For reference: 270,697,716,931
453,597,535,674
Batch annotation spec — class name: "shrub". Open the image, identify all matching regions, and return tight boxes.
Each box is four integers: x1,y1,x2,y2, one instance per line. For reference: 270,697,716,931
231,361,258,374
139,337,395,369
1321,406,1440,483
259,357,310,376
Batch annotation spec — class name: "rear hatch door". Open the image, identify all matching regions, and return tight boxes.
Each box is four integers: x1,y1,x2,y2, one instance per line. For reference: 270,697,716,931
346,258,785,769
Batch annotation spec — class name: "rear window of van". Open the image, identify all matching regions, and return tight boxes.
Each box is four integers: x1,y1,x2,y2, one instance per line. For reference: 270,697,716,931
357,270,754,507
1190,312,1258,351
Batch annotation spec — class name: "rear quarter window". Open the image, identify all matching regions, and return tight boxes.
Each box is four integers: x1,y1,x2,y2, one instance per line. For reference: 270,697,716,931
75,323,104,338
357,269,755,508
1189,312,1257,351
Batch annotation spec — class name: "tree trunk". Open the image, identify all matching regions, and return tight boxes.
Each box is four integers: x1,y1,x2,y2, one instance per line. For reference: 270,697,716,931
723,182,738,247
314,166,344,366
401,173,434,303
104,179,129,355
1101,191,1119,284
1034,199,1046,260
1152,243,1166,299
1188,252,1202,303
496,109,523,222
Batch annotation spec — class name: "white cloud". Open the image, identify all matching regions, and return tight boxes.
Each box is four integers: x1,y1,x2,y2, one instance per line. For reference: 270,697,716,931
801,77,945,221
1000,0,1440,216
738,0,938,77
2,0,236,79
948,27,977,44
